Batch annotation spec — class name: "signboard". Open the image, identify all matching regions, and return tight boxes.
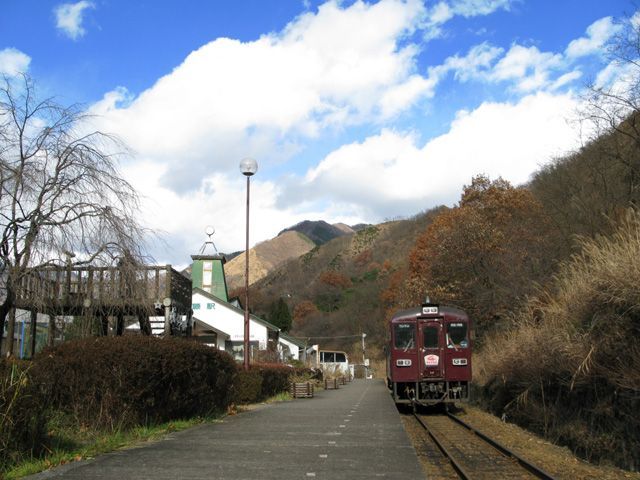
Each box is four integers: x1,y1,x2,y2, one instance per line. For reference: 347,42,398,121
424,354,439,366
453,358,468,366
231,334,257,340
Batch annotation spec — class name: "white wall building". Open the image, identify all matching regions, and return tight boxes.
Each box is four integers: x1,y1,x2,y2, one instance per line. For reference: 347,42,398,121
192,287,280,360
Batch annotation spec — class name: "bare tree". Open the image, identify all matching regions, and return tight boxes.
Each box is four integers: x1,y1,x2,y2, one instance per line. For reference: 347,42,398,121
0,74,150,354
580,15,640,207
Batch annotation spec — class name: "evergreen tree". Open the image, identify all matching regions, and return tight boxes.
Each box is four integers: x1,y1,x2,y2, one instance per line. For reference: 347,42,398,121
268,297,292,332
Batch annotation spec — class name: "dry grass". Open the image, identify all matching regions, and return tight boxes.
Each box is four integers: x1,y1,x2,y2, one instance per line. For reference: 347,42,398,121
475,209,640,470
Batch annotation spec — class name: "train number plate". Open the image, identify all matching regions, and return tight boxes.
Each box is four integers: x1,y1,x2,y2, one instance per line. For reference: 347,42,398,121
396,359,412,367
453,358,468,366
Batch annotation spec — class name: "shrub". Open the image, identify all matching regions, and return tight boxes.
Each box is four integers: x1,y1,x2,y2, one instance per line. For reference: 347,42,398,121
252,363,292,398
32,336,237,429
231,369,262,404
231,364,313,404
0,360,47,469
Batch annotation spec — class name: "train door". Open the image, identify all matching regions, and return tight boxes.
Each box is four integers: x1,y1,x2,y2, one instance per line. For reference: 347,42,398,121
419,320,444,379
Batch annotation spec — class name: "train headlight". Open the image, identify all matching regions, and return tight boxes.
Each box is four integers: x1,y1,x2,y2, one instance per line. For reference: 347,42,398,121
396,359,412,367
452,358,468,366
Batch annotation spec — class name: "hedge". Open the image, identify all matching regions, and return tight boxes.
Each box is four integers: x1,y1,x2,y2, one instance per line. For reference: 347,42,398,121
32,336,237,428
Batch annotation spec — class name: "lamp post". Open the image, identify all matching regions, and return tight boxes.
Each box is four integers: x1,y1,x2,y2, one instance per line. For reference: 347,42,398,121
240,158,258,370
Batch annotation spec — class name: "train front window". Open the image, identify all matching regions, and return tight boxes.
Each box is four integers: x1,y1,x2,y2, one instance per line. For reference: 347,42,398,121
423,326,439,349
394,323,415,350
446,322,468,348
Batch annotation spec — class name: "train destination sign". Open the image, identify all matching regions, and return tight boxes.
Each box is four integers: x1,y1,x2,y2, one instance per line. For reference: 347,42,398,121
422,305,439,315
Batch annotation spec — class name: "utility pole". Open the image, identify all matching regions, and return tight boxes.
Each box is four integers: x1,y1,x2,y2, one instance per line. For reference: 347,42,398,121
362,332,366,364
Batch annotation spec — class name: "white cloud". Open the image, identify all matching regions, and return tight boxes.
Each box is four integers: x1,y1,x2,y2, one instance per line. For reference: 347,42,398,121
429,15,621,94
424,0,511,39
81,0,451,260
565,16,621,59
89,0,431,193
0,48,31,76
122,159,344,265
379,74,439,117
285,91,583,218
431,41,504,82
429,2,453,24
429,41,579,93
80,0,604,263
594,60,635,90
550,70,582,90
54,1,94,40
450,0,512,17
491,44,564,91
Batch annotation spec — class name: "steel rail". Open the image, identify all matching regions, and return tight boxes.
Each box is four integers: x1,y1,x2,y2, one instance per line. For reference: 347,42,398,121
412,413,472,480
445,412,557,480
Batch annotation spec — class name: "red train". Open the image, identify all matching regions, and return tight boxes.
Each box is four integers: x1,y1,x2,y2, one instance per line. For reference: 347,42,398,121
386,301,472,406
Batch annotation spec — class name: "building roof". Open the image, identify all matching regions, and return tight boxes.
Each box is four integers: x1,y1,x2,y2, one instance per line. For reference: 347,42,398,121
192,317,230,338
192,287,281,332
279,332,306,347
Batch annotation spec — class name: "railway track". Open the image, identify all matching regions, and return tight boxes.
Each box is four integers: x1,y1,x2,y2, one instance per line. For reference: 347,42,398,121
411,411,557,480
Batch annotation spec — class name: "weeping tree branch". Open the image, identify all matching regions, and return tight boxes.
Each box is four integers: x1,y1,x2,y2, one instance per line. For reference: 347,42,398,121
0,74,154,354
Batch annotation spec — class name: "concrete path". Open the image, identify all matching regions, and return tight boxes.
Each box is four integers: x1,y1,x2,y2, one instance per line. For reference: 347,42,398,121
28,379,424,480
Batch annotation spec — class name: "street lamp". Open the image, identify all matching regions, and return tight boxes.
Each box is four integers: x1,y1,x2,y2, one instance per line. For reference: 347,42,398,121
240,157,258,370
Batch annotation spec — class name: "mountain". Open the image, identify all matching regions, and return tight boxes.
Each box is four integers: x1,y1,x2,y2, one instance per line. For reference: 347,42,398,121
224,230,316,291
278,220,351,245
249,209,444,352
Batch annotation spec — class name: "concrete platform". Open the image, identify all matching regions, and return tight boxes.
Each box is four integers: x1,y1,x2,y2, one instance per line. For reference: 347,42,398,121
28,379,424,479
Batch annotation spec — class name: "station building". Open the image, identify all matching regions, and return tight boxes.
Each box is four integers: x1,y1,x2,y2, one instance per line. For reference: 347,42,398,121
188,252,304,362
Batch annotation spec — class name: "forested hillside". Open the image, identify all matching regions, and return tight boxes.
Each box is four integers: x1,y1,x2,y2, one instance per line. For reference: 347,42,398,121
249,208,445,354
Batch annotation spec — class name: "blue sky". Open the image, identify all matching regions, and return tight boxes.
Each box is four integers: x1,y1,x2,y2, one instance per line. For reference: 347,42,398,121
0,0,635,264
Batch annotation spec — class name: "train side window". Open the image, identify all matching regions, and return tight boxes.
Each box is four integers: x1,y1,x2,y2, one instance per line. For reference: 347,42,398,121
423,326,439,349
335,352,346,363
394,323,415,350
446,322,468,348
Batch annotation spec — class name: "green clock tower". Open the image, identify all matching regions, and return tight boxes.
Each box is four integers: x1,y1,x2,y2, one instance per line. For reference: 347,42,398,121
191,253,228,302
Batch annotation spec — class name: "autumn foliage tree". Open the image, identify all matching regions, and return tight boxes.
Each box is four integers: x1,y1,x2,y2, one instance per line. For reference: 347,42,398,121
292,300,318,326
398,175,556,336
318,270,352,289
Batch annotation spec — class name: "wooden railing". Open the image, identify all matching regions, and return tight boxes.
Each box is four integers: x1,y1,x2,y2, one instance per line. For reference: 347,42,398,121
15,265,192,314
